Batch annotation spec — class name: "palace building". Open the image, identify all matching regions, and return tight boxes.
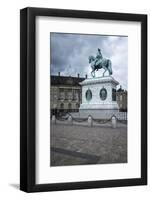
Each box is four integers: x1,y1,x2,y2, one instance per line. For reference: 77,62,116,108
51,73,86,116
116,86,127,112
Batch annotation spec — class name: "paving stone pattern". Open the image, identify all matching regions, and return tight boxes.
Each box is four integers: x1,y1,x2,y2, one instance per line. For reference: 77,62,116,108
50,124,127,166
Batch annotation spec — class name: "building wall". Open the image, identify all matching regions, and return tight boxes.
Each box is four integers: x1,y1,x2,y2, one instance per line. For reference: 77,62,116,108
51,85,82,114
116,91,127,111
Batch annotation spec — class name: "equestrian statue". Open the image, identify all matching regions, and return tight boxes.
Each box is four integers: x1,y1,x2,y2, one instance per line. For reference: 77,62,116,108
89,48,112,77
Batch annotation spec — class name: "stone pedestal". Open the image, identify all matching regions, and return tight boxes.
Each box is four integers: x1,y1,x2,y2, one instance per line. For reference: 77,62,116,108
79,76,119,119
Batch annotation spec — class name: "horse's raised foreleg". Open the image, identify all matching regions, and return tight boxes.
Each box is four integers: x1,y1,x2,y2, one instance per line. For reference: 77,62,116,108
107,59,112,75
91,70,95,78
103,68,107,77
94,70,95,77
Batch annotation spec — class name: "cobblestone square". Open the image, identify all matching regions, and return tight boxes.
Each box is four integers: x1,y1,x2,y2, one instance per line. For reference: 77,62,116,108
50,123,127,166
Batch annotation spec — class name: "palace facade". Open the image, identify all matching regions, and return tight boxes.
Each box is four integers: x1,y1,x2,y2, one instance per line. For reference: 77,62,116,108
116,86,127,112
51,73,85,115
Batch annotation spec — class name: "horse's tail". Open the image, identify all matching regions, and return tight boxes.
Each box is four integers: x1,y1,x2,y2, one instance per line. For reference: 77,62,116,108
108,59,112,75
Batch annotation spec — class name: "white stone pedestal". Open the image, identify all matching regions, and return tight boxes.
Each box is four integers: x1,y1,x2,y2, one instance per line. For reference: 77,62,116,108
79,76,119,119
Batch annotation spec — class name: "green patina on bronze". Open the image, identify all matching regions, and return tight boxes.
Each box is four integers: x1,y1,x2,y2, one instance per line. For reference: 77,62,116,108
100,88,107,101
89,48,113,77
85,89,92,101
112,88,116,101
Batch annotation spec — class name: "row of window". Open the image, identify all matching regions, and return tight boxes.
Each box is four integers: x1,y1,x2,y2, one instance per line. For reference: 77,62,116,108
60,103,79,109
51,92,81,101
116,95,127,101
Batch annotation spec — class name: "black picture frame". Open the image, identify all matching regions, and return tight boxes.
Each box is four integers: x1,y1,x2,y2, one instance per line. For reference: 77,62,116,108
20,7,147,192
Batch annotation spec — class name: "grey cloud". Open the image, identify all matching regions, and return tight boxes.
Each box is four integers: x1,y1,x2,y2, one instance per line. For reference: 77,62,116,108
50,33,128,89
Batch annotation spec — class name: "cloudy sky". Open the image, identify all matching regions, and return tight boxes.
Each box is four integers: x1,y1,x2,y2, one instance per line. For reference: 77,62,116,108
50,33,128,89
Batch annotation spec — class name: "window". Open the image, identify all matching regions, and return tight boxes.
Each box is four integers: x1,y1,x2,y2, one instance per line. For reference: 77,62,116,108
68,103,72,110
76,103,79,109
60,103,64,109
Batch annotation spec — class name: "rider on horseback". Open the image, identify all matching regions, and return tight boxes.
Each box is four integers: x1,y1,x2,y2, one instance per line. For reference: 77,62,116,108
94,48,103,71
89,48,112,77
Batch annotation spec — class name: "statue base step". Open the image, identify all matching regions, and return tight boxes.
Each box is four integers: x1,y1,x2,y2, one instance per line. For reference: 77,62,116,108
79,109,119,119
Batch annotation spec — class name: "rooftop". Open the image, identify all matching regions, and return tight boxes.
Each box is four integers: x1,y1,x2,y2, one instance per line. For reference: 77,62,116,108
116,85,127,92
51,75,85,86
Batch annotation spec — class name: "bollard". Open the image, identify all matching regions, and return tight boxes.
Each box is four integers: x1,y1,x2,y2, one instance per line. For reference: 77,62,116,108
68,115,73,125
88,115,93,127
52,115,56,124
112,116,117,128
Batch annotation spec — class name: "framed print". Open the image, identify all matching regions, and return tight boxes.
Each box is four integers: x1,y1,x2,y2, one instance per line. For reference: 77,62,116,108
20,7,147,192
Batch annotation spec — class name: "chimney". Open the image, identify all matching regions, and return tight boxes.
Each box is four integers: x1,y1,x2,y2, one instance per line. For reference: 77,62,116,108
58,72,60,76
77,73,80,78
85,74,87,79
